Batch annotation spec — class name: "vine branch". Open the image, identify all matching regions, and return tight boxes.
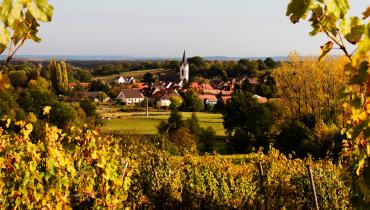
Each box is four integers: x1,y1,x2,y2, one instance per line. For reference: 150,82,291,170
311,9,352,61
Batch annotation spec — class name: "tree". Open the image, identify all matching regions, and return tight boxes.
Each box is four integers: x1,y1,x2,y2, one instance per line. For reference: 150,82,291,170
49,102,77,129
223,90,275,153
185,90,204,112
257,59,267,70
0,90,20,120
275,120,316,159
49,59,68,94
80,99,97,117
241,80,253,93
158,104,184,136
96,91,108,102
143,72,155,84
285,0,370,204
89,79,109,93
18,89,58,117
186,112,201,135
255,84,273,98
7,70,28,88
188,56,204,67
238,59,258,77
245,60,258,77
28,77,50,90
264,57,276,69
74,69,92,82
198,127,216,153
273,54,346,123
170,95,182,108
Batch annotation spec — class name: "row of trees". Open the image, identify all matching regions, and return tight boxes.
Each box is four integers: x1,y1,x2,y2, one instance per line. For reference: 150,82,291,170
186,56,277,81
63,56,278,80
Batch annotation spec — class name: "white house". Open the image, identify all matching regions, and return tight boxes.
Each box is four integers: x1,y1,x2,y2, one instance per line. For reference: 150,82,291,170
179,51,189,82
117,76,125,84
116,76,136,85
156,94,172,108
117,89,144,105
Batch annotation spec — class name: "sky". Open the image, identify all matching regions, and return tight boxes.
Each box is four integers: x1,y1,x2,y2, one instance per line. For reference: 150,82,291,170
18,0,368,58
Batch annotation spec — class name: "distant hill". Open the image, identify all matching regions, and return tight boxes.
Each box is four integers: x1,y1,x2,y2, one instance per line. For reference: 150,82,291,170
0,54,288,61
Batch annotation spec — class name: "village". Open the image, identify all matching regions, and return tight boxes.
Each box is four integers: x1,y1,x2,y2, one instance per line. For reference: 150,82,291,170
66,51,268,114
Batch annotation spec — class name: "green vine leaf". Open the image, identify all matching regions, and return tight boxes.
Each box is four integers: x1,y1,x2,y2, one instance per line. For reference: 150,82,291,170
0,23,10,53
308,4,323,36
26,0,53,22
353,23,370,66
0,0,23,27
340,17,365,44
325,0,349,21
318,41,333,61
286,0,313,23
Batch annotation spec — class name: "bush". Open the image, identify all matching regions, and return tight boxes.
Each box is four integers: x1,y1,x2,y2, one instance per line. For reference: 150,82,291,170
198,127,216,153
79,99,97,117
170,128,197,155
275,120,316,159
49,102,77,129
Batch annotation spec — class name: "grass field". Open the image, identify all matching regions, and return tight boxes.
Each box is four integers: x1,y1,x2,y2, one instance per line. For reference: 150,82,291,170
101,112,226,136
92,69,166,82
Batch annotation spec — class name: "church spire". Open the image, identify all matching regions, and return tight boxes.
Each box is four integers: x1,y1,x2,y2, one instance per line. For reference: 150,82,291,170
179,50,189,82
182,50,187,64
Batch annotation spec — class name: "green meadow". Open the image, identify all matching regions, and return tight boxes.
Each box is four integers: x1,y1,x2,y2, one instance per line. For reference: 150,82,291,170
101,112,226,136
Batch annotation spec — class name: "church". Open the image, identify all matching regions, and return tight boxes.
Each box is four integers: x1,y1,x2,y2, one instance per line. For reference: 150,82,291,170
179,50,189,82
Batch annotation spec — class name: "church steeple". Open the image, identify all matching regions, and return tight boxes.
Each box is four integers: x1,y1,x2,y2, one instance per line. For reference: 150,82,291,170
179,50,189,82
182,50,187,64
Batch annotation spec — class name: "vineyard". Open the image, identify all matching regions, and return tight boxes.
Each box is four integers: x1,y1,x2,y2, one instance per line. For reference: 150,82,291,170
0,118,351,209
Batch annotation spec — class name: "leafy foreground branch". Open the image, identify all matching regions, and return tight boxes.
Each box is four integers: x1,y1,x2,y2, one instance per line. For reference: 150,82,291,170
286,0,370,205
0,114,350,209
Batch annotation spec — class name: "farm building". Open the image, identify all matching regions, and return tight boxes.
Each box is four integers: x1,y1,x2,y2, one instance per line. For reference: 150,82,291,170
116,76,136,85
156,93,181,108
117,89,145,105
199,94,218,105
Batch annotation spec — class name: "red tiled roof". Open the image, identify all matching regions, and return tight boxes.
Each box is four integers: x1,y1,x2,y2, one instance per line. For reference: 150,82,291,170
68,82,90,87
133,82,145,90
200,84,213,90
119,89,144,99
190,83,200,89
221,96,232,103
221,91,233,96
203,89,221,95
199,94,218,101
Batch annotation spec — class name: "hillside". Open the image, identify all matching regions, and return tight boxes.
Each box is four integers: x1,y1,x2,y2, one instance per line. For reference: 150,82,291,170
92,69,167,82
